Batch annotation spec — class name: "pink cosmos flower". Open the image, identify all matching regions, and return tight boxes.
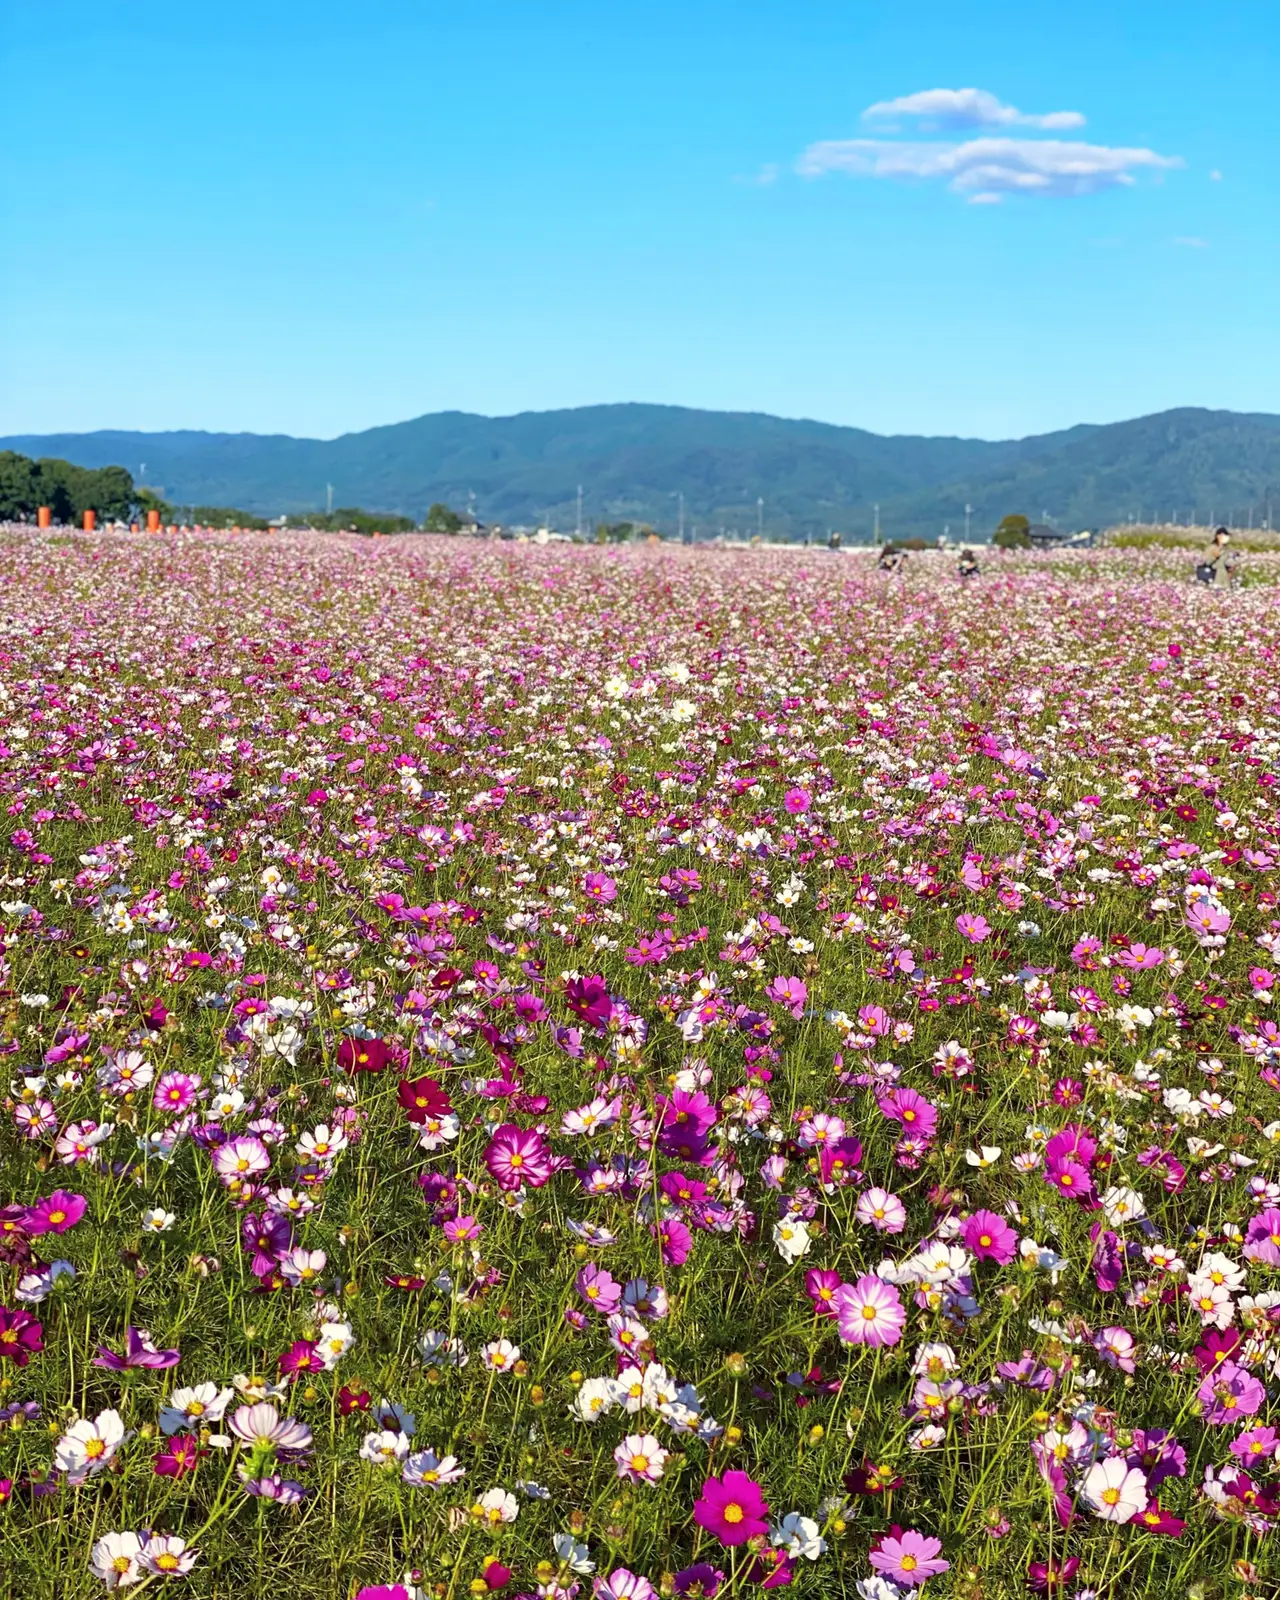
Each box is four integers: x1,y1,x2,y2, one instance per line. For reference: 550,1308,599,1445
576,1264,622,1315
228,1402,313,1454
1116,942,1164,969
656,1217,692,1266
595,1574,657,1600
833,1275,906,1347
582,872,617,903
1186,898,1230,940
764,975,807,1019
692,1470,770,1546
868,1525,950,1587
1230,1425,1278,1465
153,1071,202,1113
1093,1326,1138,1374
484,1124,553,1191
138,1535,199,1577
962,1209,1018,1265
878,1088,938,1142
212,1135,271,1185
855,1187,907,1233
783,788,811,814
1198,1360,1266,1425
1243,1208,1280,1266
954,913,990,944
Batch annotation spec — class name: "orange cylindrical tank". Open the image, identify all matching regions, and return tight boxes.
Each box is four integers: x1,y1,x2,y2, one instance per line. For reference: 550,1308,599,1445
146,509,161,532
130,522,139,533
83,509,96,531
37,505,51,528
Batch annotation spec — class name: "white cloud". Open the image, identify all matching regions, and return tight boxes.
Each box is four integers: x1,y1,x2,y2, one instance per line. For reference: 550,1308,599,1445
1174,235,1209,248
863,88,1085,132
737,163,779,187
796,136,1182,202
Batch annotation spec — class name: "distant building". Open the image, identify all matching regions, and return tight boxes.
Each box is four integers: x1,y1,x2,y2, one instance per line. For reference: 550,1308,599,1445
1026,522,1093,549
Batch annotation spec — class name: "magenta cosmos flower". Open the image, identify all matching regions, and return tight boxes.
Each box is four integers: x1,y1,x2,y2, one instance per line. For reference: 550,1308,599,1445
0,1306,44,1366
484,1124,553,1191
963,1209,1019,1265
692,1470,769,1546
93,1326,181,1370
833,1275,906,1347
783,787,811,814
869,1526,950,1587
24,1191,87,1236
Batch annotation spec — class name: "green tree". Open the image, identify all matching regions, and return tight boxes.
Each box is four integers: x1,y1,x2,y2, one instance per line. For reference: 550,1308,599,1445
993,513,1031,550
424,502,463,533
0,451,40,520
0,452,135,523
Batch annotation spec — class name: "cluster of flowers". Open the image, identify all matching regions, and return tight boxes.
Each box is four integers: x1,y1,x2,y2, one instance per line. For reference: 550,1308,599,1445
0,528,1278,1597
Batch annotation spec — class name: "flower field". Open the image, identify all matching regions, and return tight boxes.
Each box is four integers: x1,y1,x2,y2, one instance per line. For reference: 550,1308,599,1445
1,527,1279,1600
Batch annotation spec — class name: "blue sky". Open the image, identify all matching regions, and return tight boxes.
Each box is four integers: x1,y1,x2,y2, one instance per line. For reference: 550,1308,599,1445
3,0,1277,441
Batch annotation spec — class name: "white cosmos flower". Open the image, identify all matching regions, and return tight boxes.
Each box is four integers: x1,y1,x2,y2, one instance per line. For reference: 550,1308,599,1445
296,1123,348,1162
15,1258,75,1303
1080,1455,1149,1522
772,1218,812,1262
140,1207,176,1233
553,1533,595,1574
360,1429,410,1465
403,1448,465,1488
474,1487,519,1524
56,1408,126,1483
316,1321,356,1368
571,1376,617,1422
772,1511,827,1560
482,1339,521,1372
89,1531,144,1589
1100,1185,1146,1226
160,1383,234,1435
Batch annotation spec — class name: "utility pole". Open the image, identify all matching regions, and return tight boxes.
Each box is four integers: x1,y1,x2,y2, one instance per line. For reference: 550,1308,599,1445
326,483,334,516
678,492,685,542
576,484,583,539
964,503,972,542
873,503,880,542
757,497,763,541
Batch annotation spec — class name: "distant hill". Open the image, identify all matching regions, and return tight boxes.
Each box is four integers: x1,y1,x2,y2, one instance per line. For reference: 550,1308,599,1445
5,403,1280,540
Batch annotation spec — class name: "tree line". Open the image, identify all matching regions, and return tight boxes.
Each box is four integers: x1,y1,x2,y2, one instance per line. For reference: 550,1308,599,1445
0,451,136,523
0,450,421,532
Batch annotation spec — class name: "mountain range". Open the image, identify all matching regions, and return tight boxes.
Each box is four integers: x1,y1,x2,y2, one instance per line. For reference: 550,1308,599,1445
6,404,1280,540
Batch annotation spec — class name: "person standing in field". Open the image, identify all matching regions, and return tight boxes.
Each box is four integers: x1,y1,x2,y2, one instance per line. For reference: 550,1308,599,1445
1207,527,1235,588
